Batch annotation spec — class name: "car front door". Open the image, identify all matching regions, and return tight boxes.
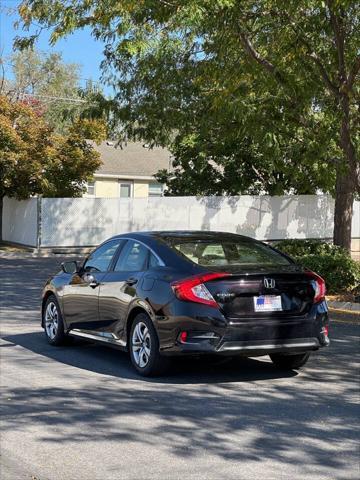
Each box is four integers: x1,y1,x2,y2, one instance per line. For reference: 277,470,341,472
98,240,151,342
63,239,122,331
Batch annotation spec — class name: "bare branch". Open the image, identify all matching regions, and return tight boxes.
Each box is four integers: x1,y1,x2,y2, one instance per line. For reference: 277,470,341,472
251,164,266,184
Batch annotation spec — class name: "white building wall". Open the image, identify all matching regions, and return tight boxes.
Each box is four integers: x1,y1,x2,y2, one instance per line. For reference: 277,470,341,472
2,197,38,247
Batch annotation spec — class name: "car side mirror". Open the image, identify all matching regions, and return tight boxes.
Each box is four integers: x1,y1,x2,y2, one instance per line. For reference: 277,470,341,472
61,261,79,274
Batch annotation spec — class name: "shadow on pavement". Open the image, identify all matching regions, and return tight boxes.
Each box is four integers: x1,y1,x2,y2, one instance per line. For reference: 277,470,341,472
1,257,359,479
2,331,297,384
1,328,359,479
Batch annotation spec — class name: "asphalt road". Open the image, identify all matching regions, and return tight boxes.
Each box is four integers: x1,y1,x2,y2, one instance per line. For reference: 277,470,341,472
0,256,359,480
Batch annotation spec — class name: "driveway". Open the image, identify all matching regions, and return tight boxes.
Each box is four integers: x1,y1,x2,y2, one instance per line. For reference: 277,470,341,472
0,256,359,480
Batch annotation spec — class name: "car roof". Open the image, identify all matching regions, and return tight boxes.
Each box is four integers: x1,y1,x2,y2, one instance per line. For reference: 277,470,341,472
112,230,255,242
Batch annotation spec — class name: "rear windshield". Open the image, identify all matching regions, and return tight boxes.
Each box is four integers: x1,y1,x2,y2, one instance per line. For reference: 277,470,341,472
170,240,291,267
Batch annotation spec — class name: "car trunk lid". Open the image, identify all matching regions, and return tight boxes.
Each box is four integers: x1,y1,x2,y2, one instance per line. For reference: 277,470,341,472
204,265,316,318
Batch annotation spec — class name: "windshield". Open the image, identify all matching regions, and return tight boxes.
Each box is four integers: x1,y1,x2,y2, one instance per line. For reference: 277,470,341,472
171,240,291,267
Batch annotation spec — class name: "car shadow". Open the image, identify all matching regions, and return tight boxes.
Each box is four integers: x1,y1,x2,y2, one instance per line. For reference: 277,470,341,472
2,331,298,384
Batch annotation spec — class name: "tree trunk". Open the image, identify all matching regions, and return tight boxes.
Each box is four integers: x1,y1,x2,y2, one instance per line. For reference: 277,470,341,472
333,93,358,252
333,172,353,251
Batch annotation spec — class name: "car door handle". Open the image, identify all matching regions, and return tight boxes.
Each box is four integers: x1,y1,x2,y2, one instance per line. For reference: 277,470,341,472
83,273,100,289
126,277,138,285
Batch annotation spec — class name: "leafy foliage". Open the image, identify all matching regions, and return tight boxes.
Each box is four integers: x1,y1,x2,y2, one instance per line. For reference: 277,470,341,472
6,49,80,134
4,48,110,135
0,95,106,199
14,0,359,194
273,239,344,257
275,239,360,293
13,0,360,249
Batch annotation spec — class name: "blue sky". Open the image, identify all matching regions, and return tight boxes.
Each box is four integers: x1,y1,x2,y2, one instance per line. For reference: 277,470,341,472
0,0,111,94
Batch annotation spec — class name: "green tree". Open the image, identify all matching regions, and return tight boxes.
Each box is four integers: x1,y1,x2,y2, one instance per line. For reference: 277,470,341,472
5,48,110,135
0,95,106,238
15,0,360,250
6,49,82,133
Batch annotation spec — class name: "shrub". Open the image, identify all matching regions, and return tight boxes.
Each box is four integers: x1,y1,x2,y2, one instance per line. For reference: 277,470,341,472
273,240,360,294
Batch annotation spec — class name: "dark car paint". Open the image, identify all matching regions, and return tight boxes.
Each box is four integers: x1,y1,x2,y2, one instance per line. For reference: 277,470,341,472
41,231,330,356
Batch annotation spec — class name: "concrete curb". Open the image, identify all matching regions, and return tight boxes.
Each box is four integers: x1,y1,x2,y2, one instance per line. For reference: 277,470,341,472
327,300,360,312
330,308,360,324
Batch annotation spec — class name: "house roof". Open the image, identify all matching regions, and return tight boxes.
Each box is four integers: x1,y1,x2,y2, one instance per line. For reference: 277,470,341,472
92,141,172,178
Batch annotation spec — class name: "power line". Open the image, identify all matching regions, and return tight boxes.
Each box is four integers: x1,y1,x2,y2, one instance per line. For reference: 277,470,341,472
19,92,89,104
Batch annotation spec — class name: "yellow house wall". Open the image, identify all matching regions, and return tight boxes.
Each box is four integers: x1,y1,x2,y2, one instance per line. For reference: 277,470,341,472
93,178,152,198
94,178,119,197
133,181,149,198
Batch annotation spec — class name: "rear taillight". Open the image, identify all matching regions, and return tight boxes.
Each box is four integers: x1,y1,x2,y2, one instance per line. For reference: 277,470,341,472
306,271,326,303
171,272,231,308
179,331,188,343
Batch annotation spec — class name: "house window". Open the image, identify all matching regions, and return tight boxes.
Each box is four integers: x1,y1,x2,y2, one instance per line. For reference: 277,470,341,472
119,181,133,198
87,181,95,196
149,182,163,197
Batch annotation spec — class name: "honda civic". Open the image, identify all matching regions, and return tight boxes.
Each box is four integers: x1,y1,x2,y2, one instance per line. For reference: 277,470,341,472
41,231,330,376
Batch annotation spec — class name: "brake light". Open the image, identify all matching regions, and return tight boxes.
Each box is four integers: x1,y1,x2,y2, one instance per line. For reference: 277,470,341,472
179,331,188,343
306,271,326,303
171,272,231,308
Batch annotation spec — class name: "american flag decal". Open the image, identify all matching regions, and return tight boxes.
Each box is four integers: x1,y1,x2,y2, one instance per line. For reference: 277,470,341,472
254,295,282,312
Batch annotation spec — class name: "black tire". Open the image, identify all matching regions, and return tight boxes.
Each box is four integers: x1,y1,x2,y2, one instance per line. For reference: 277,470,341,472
43,295,68,346
270,352,310,370
129,313,170,376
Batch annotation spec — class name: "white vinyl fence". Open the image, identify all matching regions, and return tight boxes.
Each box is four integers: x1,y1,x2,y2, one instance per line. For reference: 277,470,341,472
2,195,360,248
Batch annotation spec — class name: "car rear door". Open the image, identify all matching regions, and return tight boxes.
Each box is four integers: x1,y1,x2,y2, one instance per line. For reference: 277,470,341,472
98,240,152,341
63,239,122,330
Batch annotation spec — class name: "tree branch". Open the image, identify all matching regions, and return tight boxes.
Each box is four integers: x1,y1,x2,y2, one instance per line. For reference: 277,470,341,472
238,32,285,86
0,58,5,94
326,1,346,82
347,56,360,89
277,9,340,97
308,52,340,97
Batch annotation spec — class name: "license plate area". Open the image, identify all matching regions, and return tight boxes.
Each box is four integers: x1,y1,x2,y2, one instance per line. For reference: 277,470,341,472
253,295,282,312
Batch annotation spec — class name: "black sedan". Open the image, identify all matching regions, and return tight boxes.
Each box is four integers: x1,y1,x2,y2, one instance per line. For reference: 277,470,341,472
41,231,330,376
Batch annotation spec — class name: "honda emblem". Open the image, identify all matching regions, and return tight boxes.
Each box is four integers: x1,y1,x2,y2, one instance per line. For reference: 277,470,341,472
264,278,275,289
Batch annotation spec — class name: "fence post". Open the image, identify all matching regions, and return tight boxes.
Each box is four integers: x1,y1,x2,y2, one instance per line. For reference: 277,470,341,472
37,197,42,249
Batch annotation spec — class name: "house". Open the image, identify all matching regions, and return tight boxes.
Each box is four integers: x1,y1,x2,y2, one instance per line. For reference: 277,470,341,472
84,141,172,198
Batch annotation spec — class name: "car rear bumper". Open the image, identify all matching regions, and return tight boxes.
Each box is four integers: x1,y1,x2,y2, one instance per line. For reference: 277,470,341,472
162,336,328,356
159,302,330,356
217,337,324,355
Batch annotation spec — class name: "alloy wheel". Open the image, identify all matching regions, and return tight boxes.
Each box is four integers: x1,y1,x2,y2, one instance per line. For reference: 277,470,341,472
131,321,151,368
45,301,59,340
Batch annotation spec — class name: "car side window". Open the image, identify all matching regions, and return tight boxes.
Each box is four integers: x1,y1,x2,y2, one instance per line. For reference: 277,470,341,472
114,240,149,272
83,240,122,273
149,252,161,268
